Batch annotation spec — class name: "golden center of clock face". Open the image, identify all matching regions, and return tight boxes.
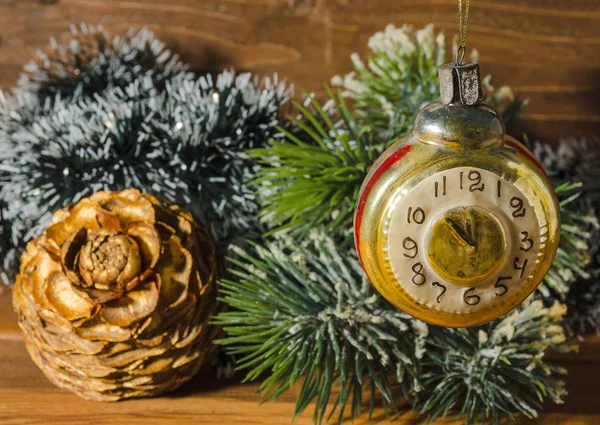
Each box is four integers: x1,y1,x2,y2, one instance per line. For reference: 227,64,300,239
426,206,506,286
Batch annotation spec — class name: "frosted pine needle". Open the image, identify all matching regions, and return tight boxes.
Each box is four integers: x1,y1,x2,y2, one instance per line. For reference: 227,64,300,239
215,234,426,424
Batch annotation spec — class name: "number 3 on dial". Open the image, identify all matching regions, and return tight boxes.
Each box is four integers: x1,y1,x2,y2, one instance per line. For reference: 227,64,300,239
520,231,533,252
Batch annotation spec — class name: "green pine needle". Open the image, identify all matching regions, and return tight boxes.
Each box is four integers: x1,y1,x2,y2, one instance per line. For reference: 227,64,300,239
249,91,381,237
421,300,574,425
540,182,597,299
214,235,428,424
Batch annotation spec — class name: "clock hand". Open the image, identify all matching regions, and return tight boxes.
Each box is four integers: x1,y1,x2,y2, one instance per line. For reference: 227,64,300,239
464,208,476,247
444,217,476,254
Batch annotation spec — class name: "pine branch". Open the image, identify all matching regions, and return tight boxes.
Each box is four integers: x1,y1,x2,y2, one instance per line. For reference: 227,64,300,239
331,24,443,141
215,233,573,425
421,300,574,425
254,25,529,239
565,275,600,335
250,92,592,309
249,91,380,237
233,24,593,425
534,139,600,333
215,234,428,424
332,24,526,142
533,138,600,201
537,182,596,300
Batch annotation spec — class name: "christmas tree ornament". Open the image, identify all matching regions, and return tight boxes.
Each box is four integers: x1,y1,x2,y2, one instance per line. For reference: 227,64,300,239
12,189,224,401
354,1,560,327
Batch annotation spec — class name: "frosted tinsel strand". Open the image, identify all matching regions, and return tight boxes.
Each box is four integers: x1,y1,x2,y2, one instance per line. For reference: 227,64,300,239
0,24,190,199
0,70,290,285
0,199,17,286
214,234,428,424
17,24,190,106
534,138,600,203
565,275,600,335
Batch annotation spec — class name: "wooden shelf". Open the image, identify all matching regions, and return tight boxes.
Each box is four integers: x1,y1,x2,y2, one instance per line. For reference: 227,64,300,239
1,291,600,424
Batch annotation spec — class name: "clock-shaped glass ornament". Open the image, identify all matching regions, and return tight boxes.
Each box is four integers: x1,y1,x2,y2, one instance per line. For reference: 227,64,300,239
354,62,560,327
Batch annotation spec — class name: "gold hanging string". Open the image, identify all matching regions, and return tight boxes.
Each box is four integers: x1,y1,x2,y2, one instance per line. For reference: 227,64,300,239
456,0,470,65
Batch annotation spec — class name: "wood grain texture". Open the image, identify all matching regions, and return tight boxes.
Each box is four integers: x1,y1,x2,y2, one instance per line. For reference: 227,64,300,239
1,291,600,424
0,3,599,422
0,287,20,339
0,0,599,142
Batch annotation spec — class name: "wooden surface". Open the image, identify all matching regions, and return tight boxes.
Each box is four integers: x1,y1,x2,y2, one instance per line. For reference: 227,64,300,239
0,0,599,142
1,291,600,424
1,2,600,422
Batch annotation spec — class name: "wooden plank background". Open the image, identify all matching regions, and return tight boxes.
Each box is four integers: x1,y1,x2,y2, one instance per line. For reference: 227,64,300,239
0,0,599,143
1,1,600,423
1,291,600,425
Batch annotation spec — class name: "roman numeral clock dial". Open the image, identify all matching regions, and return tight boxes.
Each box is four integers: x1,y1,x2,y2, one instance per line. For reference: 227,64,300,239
354,61,560,328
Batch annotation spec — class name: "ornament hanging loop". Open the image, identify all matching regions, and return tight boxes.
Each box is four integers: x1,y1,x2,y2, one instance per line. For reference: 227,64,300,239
455,0,470,65
456,46,466,66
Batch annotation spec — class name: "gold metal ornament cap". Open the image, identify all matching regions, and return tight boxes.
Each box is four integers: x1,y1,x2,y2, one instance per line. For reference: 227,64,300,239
439,62,483,106
414,62,504,149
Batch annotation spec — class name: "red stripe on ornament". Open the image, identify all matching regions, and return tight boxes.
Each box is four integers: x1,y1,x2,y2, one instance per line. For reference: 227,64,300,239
355,144,412,267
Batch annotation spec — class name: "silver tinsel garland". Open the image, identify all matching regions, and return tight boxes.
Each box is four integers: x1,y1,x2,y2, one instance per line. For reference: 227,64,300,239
0,27,291,285
18,24,190,104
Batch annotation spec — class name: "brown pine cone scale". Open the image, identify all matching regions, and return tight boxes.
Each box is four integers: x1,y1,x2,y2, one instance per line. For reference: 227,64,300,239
13,189,224,401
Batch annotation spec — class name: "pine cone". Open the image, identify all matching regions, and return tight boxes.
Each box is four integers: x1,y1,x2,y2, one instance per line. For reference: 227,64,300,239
12,189,224,401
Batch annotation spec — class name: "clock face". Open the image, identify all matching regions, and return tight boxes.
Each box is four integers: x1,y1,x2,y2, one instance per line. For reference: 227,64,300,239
381,166,545,316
